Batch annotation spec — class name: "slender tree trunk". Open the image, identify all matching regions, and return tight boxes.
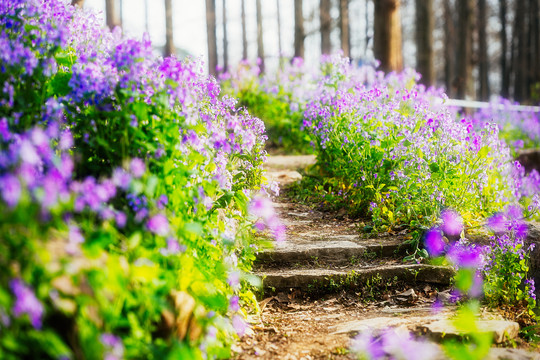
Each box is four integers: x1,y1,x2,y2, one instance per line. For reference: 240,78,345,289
206,0,218,75
513,0,527,101
164,0,175,57
477,0,490,100
415,0,434,86
256,0,265,72
241,0,247,60
443,0,456,96
365,0,369,57
71,0,85,7
374,0,403,72
277,0,283,57
144,0,149,34
105,0,121,30
455,0,474,99
528,0,540,97
222,0,228,71
320,0,332,55
294,0,305,58
500,0,509,97
339,0,350,58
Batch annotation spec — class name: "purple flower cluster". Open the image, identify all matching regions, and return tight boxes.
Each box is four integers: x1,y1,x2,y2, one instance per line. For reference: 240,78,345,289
10,279,44,329
249,195,286,242
350,328,440,360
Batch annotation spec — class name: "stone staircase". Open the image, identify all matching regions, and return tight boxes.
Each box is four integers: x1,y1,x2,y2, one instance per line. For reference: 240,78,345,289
233,155,540,360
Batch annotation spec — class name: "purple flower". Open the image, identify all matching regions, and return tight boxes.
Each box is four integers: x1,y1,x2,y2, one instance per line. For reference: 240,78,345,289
10,279,44,329
101,333,124,360
0,174,21,208
112,168,131,190
440,209,463,237
115,211,127,228
227,271,240,289
486,213,507,233
446,243,484,269
248,196,274,219
129,158,146,178
157,194,168,210
424,228,445,257
232,315,247,337
146,214,169,236
229,295,240,312
350,331,384,359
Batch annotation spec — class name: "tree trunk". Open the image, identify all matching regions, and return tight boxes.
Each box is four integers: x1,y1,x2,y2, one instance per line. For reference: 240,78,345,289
105,0,121,30
339,0,350,58
500,0,509,97
415,0,434,86
320,0,332,55
256,0,265,72
206,0,218,75
222,0,228,71
477,0,490,100
164,0,175,57
443,0,456,96
455,0,474,99
241,0,247,60
294,0,305,58
71,0,85,7
528,0,540,97
513,0,527,101
374,0,403,72
277,0,283,57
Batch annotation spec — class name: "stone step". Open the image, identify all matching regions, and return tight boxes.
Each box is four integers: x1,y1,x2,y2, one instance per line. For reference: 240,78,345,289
256,237,411,267
258,264,455,293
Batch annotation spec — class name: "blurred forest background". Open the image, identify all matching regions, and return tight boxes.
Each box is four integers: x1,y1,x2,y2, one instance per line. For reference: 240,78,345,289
75,0,540,103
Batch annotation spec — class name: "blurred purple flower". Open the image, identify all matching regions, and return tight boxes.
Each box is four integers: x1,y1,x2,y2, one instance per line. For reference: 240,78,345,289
486,213,507,233
101,333,124,360
157,194,168,210
232,315,247,337
229,295,240,312
115,211,126,228
146,214,169,236
227,271,240,289
10,279,44,329
112,168,131,190
129,158,145,178
424,228,445,257
350,330,384,359
0,174,21,208
440,209,463,237
446,243,484,269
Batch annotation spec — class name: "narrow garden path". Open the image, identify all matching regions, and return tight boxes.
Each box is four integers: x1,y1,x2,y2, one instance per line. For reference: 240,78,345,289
233,156,540,360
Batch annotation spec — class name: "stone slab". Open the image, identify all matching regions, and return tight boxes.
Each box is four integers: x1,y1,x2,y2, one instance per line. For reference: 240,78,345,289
256,238,410,266
259,264,455,292
333,313,521,345
420,319,520,344
264,155,317,171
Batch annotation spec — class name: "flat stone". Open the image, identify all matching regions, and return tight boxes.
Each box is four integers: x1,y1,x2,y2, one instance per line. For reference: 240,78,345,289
256,237,410,266
256,240,366,265
487,348,540,360
264,155,317,171
259,264,455,293
266,170,303,185
331,315,436,335
420,319,520,344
